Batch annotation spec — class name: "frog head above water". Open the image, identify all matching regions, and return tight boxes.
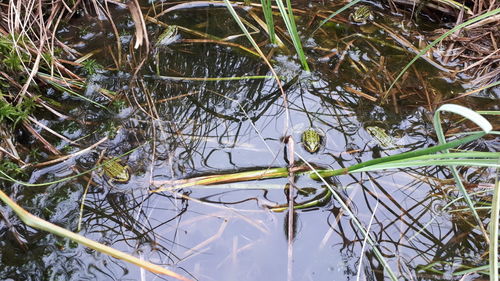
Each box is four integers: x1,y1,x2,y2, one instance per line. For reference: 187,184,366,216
301,128,323,153
102,157,131,184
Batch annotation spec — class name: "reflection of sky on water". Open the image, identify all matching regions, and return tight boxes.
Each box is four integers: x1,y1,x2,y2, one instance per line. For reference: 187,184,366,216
3,3,497,281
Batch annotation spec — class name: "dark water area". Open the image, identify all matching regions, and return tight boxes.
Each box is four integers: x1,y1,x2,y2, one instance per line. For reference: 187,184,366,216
0,1,498,281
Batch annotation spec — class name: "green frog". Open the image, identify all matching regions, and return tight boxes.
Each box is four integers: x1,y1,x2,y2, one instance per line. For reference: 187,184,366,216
301,128,323,153
364,121,405,149
350,5,374,24
365,126,393,148
156,25,179,47
155,25,179,75
101,157,130,185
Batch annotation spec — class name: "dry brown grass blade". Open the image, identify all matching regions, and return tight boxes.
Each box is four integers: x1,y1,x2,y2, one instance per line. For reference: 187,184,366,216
182,220,228,258
390,0,472,15
22,121,61,155
373,22,451,73
31,136,109,168
6,0,47,99
344,86,377,102
0,188,194,281
334,40,354,73
151,165,311,191
247,9,286,48
441,80,500,103
465,14,500,29
456,48,500,73
0,123,23,164
103,0,122,66
412,65,432,110
441,6,465,65
127,0,149,51
28,116,80,146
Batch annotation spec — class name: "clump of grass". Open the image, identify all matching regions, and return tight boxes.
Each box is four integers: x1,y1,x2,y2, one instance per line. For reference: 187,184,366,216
259,0,275,44
0,159,26,179
0,95,38,127
0,1,191,279
81,59,103,75
273,0,309,70
386,7,500,94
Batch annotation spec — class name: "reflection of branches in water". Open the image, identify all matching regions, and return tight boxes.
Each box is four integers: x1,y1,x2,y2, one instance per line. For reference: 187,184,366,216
125,44,289,174
320,165,490,279
83,189,189,265
122,57,488,279
74,11,491,280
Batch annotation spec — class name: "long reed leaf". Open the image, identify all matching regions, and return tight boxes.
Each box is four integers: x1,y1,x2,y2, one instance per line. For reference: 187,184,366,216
439,0,473,14
297,154,398,280
314,132,487,179
354,159,499,171
0,189,191,281
259,0,276,43
274,0,309,70
312,0,362,34
453,265,490,275
45,80,109,110
150,130,496,190
222,0,293,132
490,174,499,281
433,104,492,241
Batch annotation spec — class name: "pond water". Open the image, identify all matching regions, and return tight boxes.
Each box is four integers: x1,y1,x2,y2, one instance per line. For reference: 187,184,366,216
1,1,498,281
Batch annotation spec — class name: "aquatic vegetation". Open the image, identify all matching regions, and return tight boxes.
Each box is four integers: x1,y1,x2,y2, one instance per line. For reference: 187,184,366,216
0,96,38,127
0,0,498,280
0,159,26,178
151,104,498,280
81,59,103,75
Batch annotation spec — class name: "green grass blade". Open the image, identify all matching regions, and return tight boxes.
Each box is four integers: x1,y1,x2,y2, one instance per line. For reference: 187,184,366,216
45,80,109,110
354,159,499,171
477,109,500,115
351,152,500,171
223,0,293,131
312,0,362,34
490,171,499,281
435,104,492,133
356,183,379,281
314,132,487,179
259,0,276,43
453,265,490,275
222,0,270,59
269,187,332,212
439,0,473,14
386,8,500,94
274,0,309,70
433,104,492,241
297,154,398,281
